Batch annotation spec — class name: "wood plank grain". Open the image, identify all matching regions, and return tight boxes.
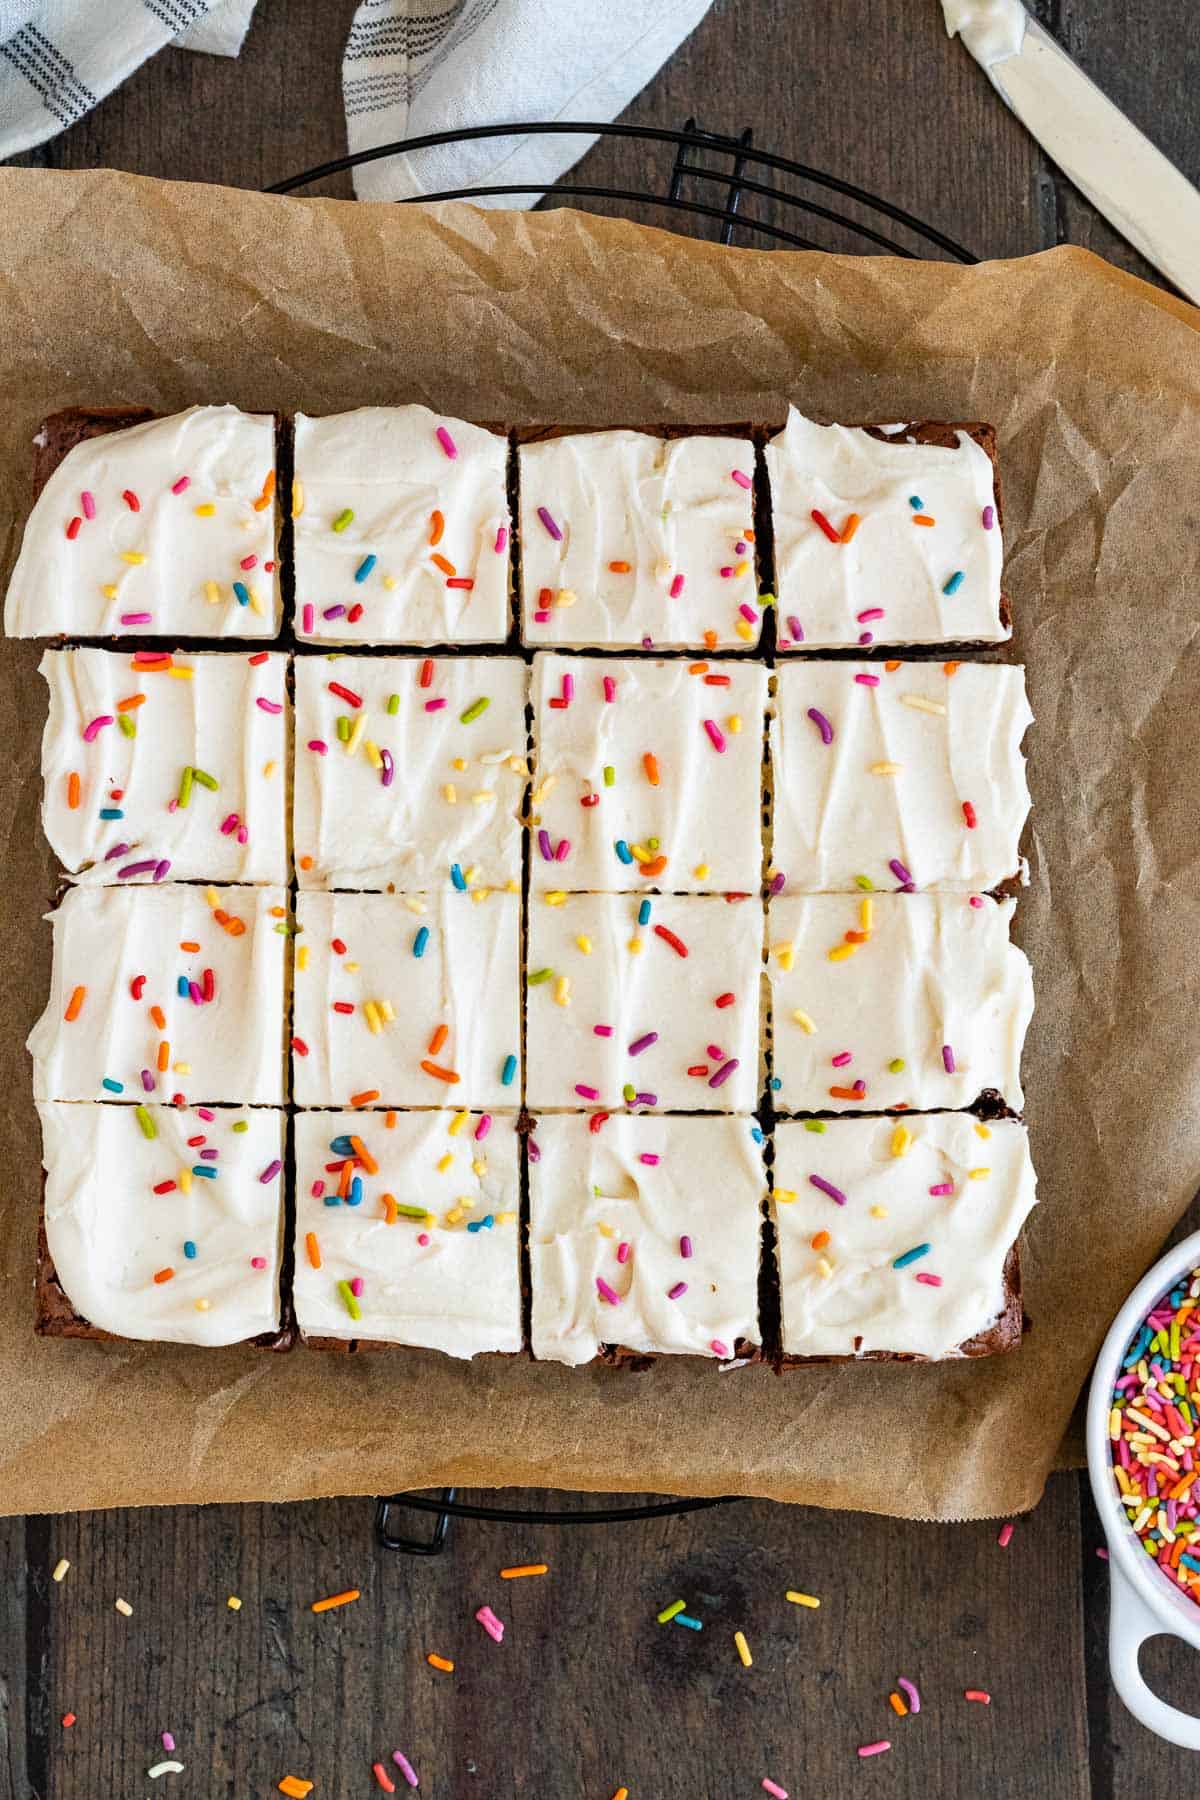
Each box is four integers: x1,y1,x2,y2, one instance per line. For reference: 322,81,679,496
36,1477,1088,1799
0,1519,34,1800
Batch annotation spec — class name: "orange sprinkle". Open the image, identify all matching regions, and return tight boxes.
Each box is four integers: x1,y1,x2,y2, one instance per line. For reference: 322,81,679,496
350,1089,380,1107
252,469,276,512
269,905,286,918
225,917,246,937
150,1005,166,1030
116,693,145,712
382,1194,398,1225
213,908,229,926
385,1111,397,1129
428,508,444,547
305,1232,321,1270
829,1085,864,1101
430,552,456,577
156,1041,169,1072
133,655,172,671
889,1692,908,1716
703,629,718,649
338,1160,353,1199
943,660,960,675
743,528,755,542
844,929,870,944
299,854,314,871
840,512,862,543
153,1268,174,1285
609,560,631,573
311,1588,360,1614
64,985,86,1022
350,1135,378,1175
421,1060,460,1084
688,662,709,674
964,1690,991,1705
278,1782,313,1800
500,1564,549,1578
643,752,660,786
67,772,81,810
179,940,200,952
912,513,936,527
638,855,668,878
426,1653,454,1672
810,1230,830,1250
428,1022,448,1056
885,659,901,672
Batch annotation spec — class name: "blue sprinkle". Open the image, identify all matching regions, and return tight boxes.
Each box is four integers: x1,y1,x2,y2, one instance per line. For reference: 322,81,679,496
614,839,633,866
908,494,923,510
183,1240,197,1260
942,570,965,595
1182,1554,1200,1573
413,926,430,958
750,1126,764,1144
674,1615,703,1631
101,1077,124,1093
177,975,190,997
450,863,466,891
892,1243,931,1270
232,581,250,606
467,1220,482,1233
329,1134,354,1156
637,899,651,926
191,1165,217,1180
99,807,124,820
324,1195,341,1207
770,1076,781,1091
501,1054,517,1087
347,1175,363,1207
354,554,377,584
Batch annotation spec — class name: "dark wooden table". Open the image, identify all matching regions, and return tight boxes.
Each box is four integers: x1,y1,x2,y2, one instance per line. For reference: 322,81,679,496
9,1,1200,1794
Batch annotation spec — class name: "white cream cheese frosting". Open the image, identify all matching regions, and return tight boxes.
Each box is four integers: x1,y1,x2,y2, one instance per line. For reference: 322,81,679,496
772,1113,1036,1359
292,407,511,645
294,652,527,890
530,653,766,893
292,888,521,1109
292,1108,521,1355
39,648,288,885
518,429,761,649
28,884,289,1105
770,660,1032,893
768,893,1032,1112
5,406,279,639
529,1112,765,1365
525,892,763,1113
766,407,1006,649
39,1101,284,1345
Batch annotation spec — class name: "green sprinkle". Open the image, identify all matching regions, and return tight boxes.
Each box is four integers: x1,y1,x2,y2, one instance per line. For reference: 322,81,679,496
387,694,400,716
117,714,136,739
527,968,554,985
603,765,615,787
395,1203,431,1221
177,765,193,808
854,875,875,891
135,1105,157,1140
336,716,350,743
888,1058,906,1074
460,696,490,725
231,1120,249,1134
622,1083,636,1102
804,1120,826,1134
273,922,294,936
757,591,776,609
657,1599,686,1624
332,508,354,533
191,768,219,792
647,837,660,851
336,1279,362,1321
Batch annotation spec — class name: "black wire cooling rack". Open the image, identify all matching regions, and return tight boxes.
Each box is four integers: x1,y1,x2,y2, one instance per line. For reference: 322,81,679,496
269,118,976,1555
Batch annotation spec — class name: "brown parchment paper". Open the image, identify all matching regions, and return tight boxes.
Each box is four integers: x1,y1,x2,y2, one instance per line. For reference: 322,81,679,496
1,167,1199,1523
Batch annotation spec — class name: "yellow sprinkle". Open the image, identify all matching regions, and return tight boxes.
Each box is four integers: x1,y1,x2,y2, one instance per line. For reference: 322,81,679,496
900,693,946,716
870,1205,888,1218
786,1591,820,1609
383,574,397,591
194,1298,211,1312
545,891,567,907
345,714,366,756
379,1000,395,1023
297,945,309,971
775,941,795,973
734,560,750,578
576,935,592,955
205,886,220,909
115,1598,133,1616
727,714,742,733
291,479,305,518
654,558,672,579
968,1167,991,1180
975,1123,991,1139
630,843,652,865
364,1001,383,1035
471,1158,487,1178
343,960,360,973
121,551,146,566
870,761,902,775
494,1211,517,1224
693,863,710,880
52,1559,70,1582
735,619,754,641
436,1153,453,1173
227,1595,242,1611
452,757,467,772
734,1630,753,1668
193,502,216,517
204,580,222,605
554,975,571,1007
773,1188,797,1204
827,943,857,962
505,878,520,893
597,1223,614,1239
364,740,383,770
816,1257,834,1279
248,586,265,616
554,587,576,608
404,897,428,914
471,887,490,904
859,897,873,932
178,1169,192,1195
792,1009,816,1033
471,791,496,804
166,665,194,681
464,865,478,886
890,1125,912,1159
263,759,277,778
628,936,643,954
531,776,557,806
443,784,458,804
172,1061,191,1075
449,1111,468,1137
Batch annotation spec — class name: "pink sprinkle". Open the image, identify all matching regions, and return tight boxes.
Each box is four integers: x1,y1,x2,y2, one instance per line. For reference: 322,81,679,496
929,1181,954,1196
161,1732,176,1752
256,697,283,714
425,698,447,712
534,610,550,623
171,475,190,494
417,1232,430,1246
720,565,734,579
475,1605,504,1644
1096,1547,1109,1561
858,1742,891,1759
706,1044,724,1061
915,1273,943,1287
307,739,328,755
859,632,874,646
349,1277,364,1297
639,1153,660,1165
667,1281,688,1300
968,894,983,908
941,1044,956,1073
982,504,996,530
669,573,685,599
603,675,616,703
537,505,562,540
435,425,458,459
787,615,804,642
83,714,114,742
997,1522,1014,1549
596,1276,621,1305
738,603,757,624
562,673,574,703
494,525,508,554
731,468,753,490
250,1256,267,1270
856,608,884,622
167,799,179,815
679,1236,693,1259
120,613,152,626
831,1051,852,1068
853,672,880,686
220,813,240,835
575,1084,600,1102
555,837,571,862
197,1107,215,1121
81,490,96,520
617,1242,631,1264
593,1024,613,1038
898,1677,921,1713
711,1339,730,1357
311,1179,325,1199
302,603,315,634
704,718,726,752
474,1114,492,1141
392,1751,419,1789
240,554,258,571
762,1783,788,1800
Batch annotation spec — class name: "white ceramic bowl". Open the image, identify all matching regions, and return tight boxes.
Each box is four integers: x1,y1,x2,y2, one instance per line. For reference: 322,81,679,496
1087,1226,1200,1747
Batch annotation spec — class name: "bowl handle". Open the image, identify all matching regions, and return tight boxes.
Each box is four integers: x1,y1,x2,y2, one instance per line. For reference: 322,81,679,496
1110,1556,1200,1748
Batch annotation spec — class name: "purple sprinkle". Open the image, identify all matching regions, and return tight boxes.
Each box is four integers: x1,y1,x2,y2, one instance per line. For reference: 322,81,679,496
528,1138,541,1163
141,1069,155,1092
982,504,996,530
787,615,804,643
537,505,563,541
806,707,834,745
858,632,874,646
199,1147,219,1162
154,859,171,883
809,1174,847,1206
941,1043,956,1073
321,604,347,621
538,829,553,862
852,1079,865,1095
632,1091,657,1108
596,1276,621,1305
118,859,158,879
708,1058,739,1089
641,635,654,650
381,748,395,788
680,1235,693,1259
769,871,786,897
259,1159,282,1183
104,842,131,861
667,1281,688,1300
888,858,913,886
628,1032,658,1056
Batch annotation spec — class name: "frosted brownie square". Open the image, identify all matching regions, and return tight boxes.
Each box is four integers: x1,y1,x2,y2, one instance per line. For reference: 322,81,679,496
294,652,526,891
292,1109,521,1355
766,408,1006,650
769,660,1032,894
530,653,766,893
28,884,289,1105
37,1101,284,1345
525,892,762,1112
772,1113,1036,1359
767,893,1032,1113
5,406,280,638
518,428,761,649
39,647,288,885
292,889,520,1109
292,406,511,645
528,1112,764,1364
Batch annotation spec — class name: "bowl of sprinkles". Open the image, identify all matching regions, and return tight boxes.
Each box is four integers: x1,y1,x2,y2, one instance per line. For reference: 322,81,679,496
1088,1230,1200,1747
